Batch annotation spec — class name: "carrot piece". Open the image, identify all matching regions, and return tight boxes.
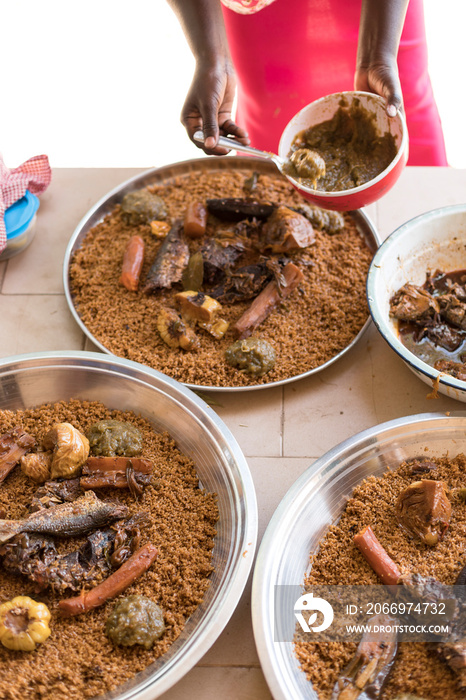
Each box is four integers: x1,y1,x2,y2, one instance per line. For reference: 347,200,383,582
354,525,402,585
233,262,304,339
119,235,145,291
0,427,36,483
83,456,152,474
184,202,207,238
58,543,158,617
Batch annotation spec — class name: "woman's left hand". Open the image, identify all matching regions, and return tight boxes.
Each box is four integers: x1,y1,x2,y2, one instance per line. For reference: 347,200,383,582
356,0,409,116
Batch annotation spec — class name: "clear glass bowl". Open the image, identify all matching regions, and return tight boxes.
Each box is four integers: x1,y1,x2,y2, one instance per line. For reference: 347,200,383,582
0,350,258,700
252,412,466,700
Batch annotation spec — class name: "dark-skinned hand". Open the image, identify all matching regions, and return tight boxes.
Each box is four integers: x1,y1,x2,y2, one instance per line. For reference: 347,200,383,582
355,54,403,117
181,62,250,155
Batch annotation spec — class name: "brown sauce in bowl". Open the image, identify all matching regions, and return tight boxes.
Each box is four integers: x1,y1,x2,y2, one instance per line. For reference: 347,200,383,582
284,98,398,192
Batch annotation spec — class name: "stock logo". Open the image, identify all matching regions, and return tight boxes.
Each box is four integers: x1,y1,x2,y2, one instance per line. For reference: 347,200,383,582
294,593,334,633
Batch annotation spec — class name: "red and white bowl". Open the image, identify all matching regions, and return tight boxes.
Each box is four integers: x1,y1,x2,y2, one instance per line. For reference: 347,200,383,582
279,91,408,211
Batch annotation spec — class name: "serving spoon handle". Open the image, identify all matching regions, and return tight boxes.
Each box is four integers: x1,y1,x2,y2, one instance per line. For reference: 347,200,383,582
193,131,285,170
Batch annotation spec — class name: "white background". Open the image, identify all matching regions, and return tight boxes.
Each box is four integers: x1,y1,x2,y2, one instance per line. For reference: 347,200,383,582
0,0,464,169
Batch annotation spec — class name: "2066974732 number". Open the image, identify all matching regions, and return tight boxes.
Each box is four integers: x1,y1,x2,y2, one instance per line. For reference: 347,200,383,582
366,601,447,616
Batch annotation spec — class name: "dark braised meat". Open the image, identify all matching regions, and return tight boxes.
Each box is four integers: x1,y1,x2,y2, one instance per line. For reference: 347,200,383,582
210,261,274,303
144,220,189,293
331,613,398,700
437,642,466,688
0,532,56,584
396,479,451,546
389,283,439,322
438,294,466,330
425,269,466,299
58,542,158,618
446,281,466,300
261,205,315,253
390,270,466,381
434,359,466,381
201,238,245,286
206,197,274,222
420,321,465,352
29,478,83,512
0,514,146,593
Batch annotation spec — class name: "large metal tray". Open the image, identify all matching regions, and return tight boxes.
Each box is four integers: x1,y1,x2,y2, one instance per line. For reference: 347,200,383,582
63,157,380,392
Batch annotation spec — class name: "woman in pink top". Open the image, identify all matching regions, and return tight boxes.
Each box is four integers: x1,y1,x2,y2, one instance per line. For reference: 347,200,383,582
168,0,447,166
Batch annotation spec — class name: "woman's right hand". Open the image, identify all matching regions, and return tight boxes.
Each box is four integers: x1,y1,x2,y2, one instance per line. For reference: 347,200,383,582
167,0,249,154
181,60,250,154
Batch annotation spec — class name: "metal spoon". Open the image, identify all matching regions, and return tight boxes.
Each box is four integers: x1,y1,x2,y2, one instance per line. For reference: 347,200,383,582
193,130,286,172
193,131,325,187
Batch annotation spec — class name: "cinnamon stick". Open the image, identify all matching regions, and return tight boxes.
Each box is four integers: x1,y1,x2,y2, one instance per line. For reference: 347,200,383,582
83,456,152,474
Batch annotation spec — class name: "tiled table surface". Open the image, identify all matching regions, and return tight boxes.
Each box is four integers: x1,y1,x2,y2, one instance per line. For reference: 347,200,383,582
1,166,465,699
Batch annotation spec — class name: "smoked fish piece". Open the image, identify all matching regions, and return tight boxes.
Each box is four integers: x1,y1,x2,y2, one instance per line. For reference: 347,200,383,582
143,220,189,293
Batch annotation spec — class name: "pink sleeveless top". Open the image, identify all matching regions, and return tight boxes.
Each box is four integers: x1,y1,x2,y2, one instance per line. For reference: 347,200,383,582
221,0,447,166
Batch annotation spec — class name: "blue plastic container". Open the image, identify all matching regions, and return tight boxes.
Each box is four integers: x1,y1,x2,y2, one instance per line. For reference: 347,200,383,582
0,190,40,261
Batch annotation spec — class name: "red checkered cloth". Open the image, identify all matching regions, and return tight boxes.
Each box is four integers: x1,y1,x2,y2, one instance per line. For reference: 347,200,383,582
0,154,52,253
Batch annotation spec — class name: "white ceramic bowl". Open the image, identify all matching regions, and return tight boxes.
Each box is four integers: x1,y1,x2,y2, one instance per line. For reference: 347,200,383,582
367,203,466,402
278,91,408,211
251,412,466,699
0,351,258,699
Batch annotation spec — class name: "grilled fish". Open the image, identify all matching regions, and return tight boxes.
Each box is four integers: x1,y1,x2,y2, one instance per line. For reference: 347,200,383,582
144,219,189,293
0,490,128,544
